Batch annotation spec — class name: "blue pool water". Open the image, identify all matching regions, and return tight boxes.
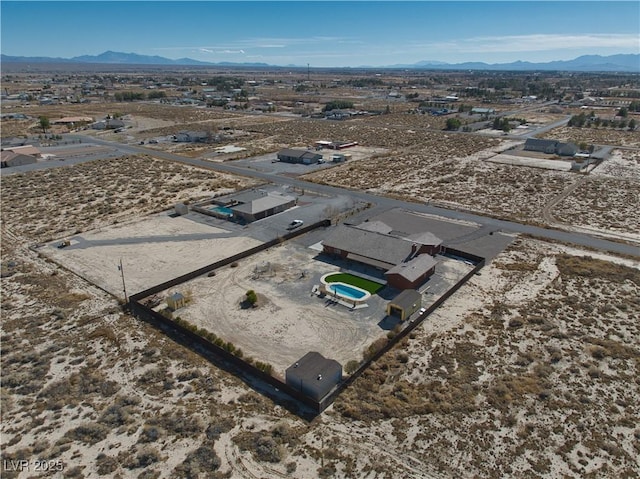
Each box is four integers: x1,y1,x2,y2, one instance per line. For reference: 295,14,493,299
210,206,233,216
328,283,366,300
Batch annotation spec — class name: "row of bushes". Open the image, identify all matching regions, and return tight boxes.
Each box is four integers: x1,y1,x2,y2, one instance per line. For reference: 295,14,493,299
170,316,275,375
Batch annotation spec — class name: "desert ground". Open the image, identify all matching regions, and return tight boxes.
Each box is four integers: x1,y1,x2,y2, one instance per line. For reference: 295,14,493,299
2,84,639,477
2,216,638,478
150,242,472,376
41,214,263,296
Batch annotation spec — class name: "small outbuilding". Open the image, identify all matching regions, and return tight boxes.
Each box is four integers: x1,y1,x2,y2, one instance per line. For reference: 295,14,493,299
174,203,189,216
167,292,186,311
386,289,422,321
286,352,342,401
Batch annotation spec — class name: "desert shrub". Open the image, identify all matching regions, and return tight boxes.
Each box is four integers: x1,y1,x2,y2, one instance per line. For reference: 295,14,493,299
99,396,140,426
318,463,337,478
137,425,164,444
65,423,109,445
254,361,273,375
137,471,160,479
147,412,202,438
172,442,221,478
205,417,235,440
63,466,84,478
234,432,282,463
96,454,119,475
127,447,160,469
176,370,201,382
345,360,360,374
396,351,409,363
364,337,388,361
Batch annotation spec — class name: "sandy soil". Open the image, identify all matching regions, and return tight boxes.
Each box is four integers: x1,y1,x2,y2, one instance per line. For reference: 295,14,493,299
3,227,638,479
41,214,262,296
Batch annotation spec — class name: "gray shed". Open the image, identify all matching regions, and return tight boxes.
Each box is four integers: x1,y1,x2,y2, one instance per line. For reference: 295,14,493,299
286,352,342,401
386,289,422,321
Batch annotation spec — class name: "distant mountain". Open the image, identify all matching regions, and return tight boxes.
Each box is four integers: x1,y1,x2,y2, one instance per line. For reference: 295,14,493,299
1,51,638,72
0,51,269,67
388,54,640,72
69,50,213,66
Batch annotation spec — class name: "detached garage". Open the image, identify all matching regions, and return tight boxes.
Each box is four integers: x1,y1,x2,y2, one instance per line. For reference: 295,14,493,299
386,289,422,321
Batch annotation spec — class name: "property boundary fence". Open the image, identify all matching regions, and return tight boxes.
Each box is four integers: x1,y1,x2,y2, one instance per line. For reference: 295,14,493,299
129,219,331,413
318,247,485,411
129,225,484,415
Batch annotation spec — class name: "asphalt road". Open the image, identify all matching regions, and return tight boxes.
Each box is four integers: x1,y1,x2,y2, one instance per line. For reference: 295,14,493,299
61,134,640,258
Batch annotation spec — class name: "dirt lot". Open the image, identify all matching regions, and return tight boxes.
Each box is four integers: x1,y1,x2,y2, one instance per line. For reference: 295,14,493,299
542,125,640,148
0,155,258,242
303,141,576,225
41,214,263,297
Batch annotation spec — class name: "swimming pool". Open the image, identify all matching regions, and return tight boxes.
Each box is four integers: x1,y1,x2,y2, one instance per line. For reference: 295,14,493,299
327,282,367,300
320,273,372,303
209,205,233,217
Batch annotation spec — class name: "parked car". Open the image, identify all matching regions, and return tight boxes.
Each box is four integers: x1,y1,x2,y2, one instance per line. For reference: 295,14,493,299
287,220,304,230
418,307,427,315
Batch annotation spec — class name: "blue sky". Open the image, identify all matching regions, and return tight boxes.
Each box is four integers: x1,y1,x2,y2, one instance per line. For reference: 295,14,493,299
1,1,639,66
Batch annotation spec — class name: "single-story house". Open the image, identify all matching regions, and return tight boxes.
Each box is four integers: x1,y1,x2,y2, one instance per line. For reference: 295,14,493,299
322,224,441,289
277,149,323,164
92,118,125,130
386,289,422,321
54,116,94,125
210,188,297,223
524,138,578,157
2,145,42,158
471,107,495,115
557,142,579,157
0,151,37,168
174,131,210,143
285,352,342,401
230,193,296,222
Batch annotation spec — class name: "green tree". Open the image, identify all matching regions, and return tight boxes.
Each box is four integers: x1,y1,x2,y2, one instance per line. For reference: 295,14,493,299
628,118,637,131
618,107,628,118
245,290,257,306
445,118,461,131
39,116,50,134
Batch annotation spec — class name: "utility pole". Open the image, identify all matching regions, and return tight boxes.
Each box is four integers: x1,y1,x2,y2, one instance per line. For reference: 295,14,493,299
118,258,128,303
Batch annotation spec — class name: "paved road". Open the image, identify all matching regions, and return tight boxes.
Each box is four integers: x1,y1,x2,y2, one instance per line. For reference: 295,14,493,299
64,134,640,258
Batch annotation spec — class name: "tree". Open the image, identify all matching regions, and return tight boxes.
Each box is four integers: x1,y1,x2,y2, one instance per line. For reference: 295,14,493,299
445,118,461,131
628,118,637,131
39,116,50,134
245,290,257,307
618,107,628,118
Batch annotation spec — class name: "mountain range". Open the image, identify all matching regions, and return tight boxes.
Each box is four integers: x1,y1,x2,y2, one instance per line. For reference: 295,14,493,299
1,51,638,72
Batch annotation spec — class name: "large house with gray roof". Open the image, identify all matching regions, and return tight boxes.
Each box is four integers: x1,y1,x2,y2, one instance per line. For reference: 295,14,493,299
524,138,578,156
277,149,323,164
321,222,442,290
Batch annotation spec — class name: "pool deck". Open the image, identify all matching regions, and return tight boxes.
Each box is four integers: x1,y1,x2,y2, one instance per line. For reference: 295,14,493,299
312,285,369,310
